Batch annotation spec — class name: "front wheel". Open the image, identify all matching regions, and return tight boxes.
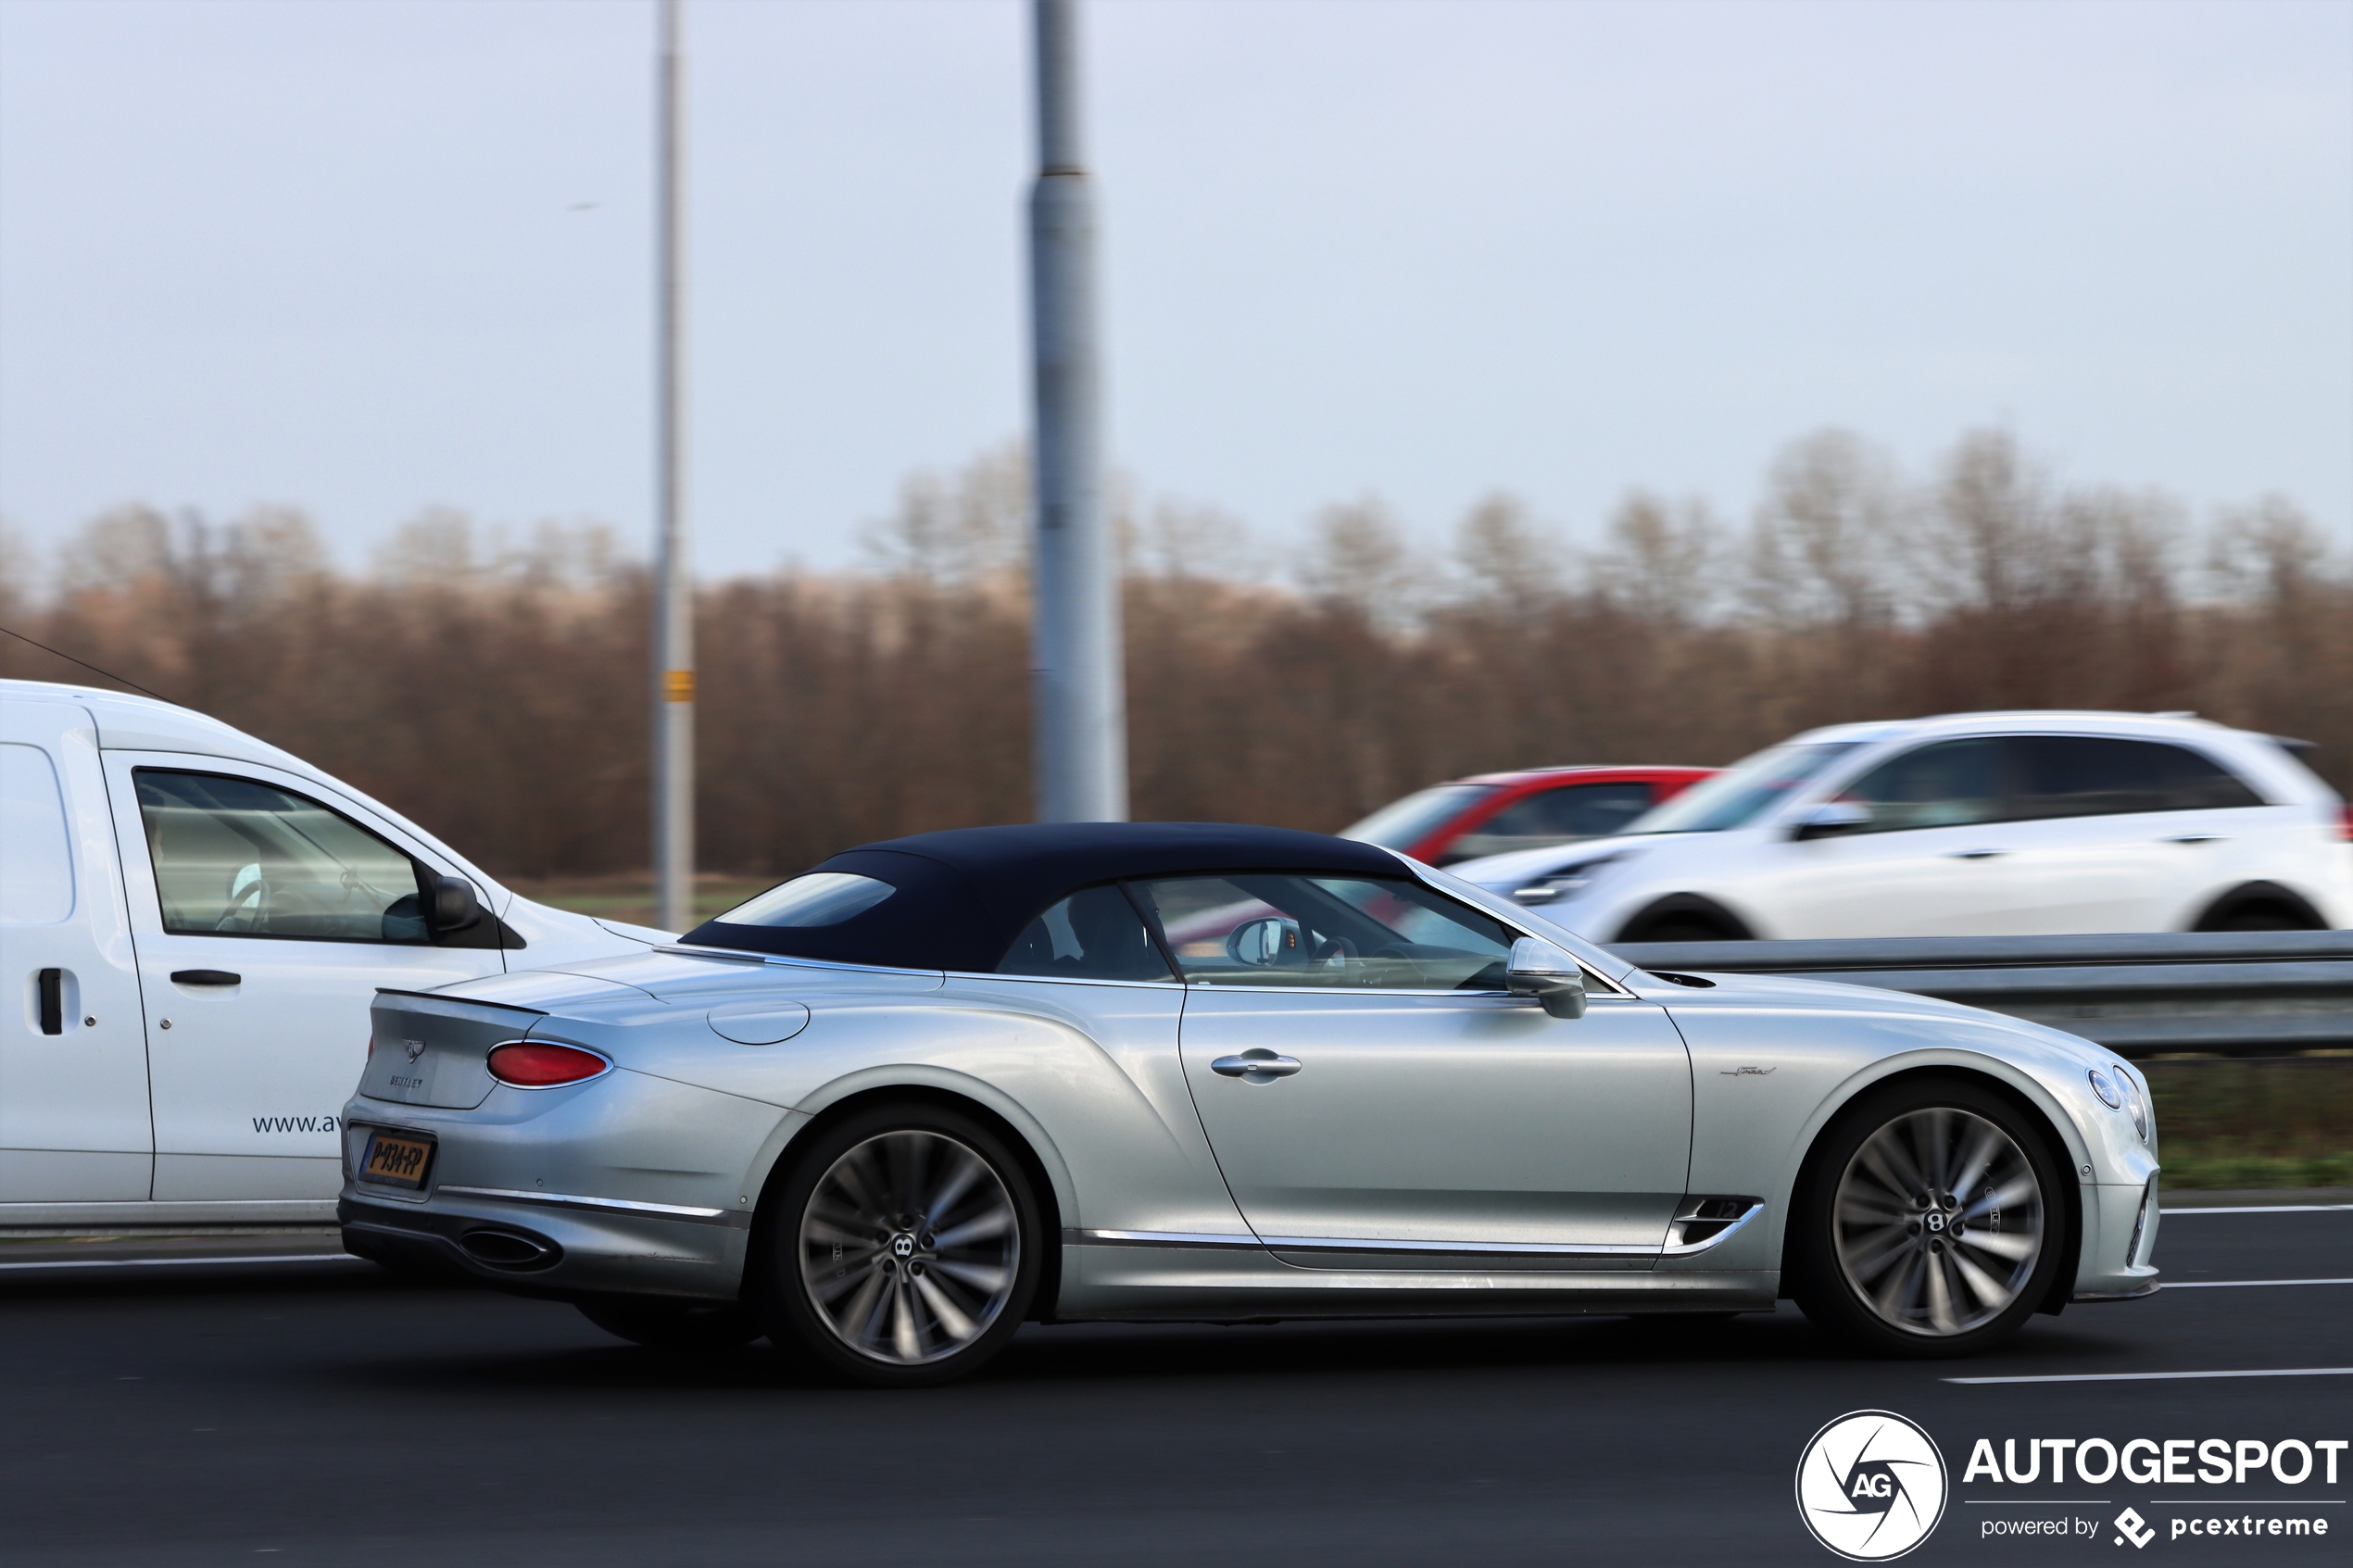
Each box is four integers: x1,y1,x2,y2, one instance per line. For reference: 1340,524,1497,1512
1791,1078,2067,1357
753,1104,1042,1388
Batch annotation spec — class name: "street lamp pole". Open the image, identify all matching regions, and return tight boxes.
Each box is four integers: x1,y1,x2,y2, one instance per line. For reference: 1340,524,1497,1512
651,0,695,929
1026,0,1126,822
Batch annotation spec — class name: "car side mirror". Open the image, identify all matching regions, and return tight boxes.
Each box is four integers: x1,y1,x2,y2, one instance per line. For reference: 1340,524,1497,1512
1505,935,1588,1019
1226,915,1306,967
1791,800,1871,841
427,874,483,936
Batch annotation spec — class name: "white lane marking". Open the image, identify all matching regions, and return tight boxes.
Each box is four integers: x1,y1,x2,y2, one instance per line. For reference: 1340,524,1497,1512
1946,1366,2353,1386
0,1253,360,1272
2161,1277,2353,1289
2161,1204,2353,1215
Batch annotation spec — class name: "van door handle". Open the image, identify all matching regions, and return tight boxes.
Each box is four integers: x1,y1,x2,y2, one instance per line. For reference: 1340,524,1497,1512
170,970,242,986
1944,848,2007,860
2162,834,2223,845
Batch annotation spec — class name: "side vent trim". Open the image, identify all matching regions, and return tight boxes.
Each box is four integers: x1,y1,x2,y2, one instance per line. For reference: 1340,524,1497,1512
1664,1197,1764,1255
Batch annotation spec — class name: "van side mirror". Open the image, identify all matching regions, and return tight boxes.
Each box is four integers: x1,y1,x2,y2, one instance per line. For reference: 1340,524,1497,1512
1505,936,1588,1019
428,875,483,936
1791,800,1871,841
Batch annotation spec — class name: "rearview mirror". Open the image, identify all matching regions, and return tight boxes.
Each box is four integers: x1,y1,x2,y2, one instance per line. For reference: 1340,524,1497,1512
1226,915,1306,967
1791,800,1871,841
1505,935,1588,1019
428,874,483,936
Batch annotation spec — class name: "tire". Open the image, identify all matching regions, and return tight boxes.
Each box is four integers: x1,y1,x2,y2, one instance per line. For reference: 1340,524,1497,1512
1789,1077,2067,1358
576,1297,764,1352
752,1102,1042,1388
2205,908,2312,933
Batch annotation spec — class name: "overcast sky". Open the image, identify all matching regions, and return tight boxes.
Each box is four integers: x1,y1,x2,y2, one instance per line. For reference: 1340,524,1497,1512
3,0,2347,579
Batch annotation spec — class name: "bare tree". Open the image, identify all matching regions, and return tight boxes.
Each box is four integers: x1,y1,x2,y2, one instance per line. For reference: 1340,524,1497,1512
5,426,2343,884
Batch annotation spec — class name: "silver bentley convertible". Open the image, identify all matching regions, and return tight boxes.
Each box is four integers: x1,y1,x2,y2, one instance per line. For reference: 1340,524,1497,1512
339,823,2161,1386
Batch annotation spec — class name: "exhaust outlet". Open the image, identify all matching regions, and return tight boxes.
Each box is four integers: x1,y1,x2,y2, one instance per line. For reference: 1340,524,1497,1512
459,1229,560,1270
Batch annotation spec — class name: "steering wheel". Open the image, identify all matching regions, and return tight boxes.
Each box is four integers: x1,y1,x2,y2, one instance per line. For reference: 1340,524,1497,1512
214,875,270,933
1313,935,1359,967
1368,942,1436,985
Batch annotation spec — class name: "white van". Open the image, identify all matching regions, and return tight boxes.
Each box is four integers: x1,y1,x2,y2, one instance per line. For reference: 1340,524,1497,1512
2,678,670,1228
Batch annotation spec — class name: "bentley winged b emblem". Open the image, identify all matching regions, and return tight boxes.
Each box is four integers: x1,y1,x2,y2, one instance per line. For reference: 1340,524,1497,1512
402,1039,428,1063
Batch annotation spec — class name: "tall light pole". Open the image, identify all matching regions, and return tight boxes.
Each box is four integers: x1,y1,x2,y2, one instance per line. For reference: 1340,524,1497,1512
651,0,695,930
1027,0,1127,822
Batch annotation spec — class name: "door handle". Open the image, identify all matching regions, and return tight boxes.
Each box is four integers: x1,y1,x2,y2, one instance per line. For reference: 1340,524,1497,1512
1944,848,2007,860
1211,1050,1302,1080
2162,834,2223,845
170,970,242,986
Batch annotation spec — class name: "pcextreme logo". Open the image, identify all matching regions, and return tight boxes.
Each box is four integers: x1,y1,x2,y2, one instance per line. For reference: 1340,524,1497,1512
1797,1410,1951,1562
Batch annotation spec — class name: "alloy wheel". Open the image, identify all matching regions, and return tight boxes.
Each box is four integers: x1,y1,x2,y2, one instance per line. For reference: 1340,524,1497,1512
796,1130,1021,1365
1831,1107,2045,1337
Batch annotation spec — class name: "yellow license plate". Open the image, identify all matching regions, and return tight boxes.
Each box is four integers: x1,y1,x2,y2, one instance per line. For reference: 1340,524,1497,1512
359,1130,435,1190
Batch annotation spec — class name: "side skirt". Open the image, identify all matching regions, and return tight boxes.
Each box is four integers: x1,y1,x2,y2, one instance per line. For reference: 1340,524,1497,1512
1055,1234,1778,1321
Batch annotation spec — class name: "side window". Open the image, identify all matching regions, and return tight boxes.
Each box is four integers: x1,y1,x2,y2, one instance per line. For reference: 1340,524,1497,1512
134,770,431,943
998,884,1172,982
2007,737,2264,821
1,743,74,925
1130,873,1516,992
1445,782,1656,862
1838,738,2007,833
2145,746,2267,809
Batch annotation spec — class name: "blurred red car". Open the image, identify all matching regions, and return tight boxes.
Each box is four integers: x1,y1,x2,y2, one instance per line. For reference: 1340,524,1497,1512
1340,765,1717,867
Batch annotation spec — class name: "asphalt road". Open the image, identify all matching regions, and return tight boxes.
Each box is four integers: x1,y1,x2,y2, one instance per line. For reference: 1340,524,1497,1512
2,1208,2346,1568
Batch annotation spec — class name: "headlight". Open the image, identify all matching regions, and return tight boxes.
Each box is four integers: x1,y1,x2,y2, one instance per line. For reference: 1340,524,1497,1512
2087,1067,2149,1143
2114,1063,2148,1142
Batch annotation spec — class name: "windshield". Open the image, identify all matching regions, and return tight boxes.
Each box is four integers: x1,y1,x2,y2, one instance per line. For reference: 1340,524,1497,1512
1621,742,1864,834
1340,784,1497,851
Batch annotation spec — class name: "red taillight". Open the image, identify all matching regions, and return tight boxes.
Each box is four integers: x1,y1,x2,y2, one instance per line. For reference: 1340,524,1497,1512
2340,804,2352,843
366,1035,374,1060
485,1041,610,1088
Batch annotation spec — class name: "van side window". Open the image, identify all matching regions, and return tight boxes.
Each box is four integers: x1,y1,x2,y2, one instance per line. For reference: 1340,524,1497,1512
2006,737,2265,821
134,770,433,943
1,742,75,924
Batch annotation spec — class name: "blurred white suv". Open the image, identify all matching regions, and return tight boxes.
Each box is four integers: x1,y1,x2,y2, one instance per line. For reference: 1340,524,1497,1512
1451,711,2353,943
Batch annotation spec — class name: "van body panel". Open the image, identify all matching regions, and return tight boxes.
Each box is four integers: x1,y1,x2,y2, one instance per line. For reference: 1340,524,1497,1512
0,696,153,1200
102,750,508,1201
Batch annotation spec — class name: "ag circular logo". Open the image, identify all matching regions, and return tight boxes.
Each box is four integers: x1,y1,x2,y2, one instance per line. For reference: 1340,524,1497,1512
1795,1410,1948,1561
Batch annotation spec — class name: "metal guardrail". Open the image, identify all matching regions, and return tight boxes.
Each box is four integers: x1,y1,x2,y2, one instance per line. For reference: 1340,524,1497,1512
1606,930,2353,1060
